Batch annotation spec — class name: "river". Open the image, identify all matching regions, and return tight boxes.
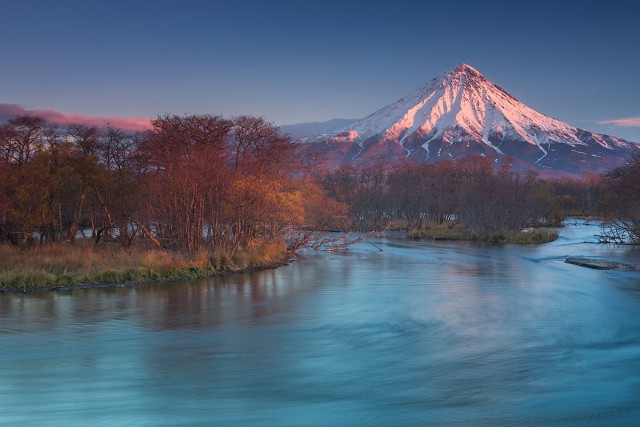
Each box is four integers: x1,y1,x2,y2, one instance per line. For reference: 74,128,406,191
1,222,640,426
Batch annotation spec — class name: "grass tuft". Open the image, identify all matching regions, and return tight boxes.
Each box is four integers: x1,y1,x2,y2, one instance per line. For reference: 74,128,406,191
408,222,472,241
408,222,558,244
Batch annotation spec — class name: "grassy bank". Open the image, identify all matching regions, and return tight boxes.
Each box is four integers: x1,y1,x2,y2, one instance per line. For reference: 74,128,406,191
0,240,290,292
408,222,559,244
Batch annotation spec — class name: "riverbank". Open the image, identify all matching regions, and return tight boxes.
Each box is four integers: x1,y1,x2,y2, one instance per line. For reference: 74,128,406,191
0,241,291,293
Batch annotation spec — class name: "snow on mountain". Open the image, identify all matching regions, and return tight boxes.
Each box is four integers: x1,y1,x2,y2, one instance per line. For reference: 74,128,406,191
303,64,638,175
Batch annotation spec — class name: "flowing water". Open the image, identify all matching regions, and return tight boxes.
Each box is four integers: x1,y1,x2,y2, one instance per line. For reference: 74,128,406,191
2,222,640,426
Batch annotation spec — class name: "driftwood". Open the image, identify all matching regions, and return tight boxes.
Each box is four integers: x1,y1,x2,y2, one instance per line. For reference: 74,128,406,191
285,230,384,252
322,232,384,252
596,220,640,245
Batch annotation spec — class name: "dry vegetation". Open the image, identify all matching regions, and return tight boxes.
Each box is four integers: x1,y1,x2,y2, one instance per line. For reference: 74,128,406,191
0,240,289,291
407,222,558,244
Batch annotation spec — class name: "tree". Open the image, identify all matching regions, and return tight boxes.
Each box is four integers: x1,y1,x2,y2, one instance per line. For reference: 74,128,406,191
600,155,640,244
0,115,53,165
229,116,297,176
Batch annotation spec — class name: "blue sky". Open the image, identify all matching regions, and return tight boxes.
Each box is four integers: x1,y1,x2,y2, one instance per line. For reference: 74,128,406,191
1,0,639,140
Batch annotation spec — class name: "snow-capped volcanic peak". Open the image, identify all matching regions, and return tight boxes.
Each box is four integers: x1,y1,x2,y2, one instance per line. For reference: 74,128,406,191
349,64,624,152
307,64,638,175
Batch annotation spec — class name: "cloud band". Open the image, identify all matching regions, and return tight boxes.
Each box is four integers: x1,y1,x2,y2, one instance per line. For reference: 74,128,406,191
0,103,151,132
598,117,640,127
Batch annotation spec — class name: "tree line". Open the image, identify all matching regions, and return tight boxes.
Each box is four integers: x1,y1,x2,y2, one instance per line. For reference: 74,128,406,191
0,114,346,253
320,156,627,240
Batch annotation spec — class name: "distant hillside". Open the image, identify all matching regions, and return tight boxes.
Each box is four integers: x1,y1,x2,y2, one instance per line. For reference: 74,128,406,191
279,118,357,140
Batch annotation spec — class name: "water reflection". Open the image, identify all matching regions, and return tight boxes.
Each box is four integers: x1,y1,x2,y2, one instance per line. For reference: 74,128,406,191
1,222,640,426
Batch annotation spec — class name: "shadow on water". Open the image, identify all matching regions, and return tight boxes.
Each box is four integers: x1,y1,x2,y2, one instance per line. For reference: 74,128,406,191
1,221,640,426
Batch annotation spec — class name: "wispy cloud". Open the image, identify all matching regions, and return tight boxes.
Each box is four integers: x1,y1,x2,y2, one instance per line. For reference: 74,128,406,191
0,103,151,132
598,117,640,127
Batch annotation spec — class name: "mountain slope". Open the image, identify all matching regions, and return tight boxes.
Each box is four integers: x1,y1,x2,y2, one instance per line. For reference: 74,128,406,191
304,64,638,175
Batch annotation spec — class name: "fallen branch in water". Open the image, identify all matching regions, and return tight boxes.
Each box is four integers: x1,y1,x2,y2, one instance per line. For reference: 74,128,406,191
285,229,384,252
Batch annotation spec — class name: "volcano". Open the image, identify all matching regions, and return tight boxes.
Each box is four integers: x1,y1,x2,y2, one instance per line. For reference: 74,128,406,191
303,64,639,175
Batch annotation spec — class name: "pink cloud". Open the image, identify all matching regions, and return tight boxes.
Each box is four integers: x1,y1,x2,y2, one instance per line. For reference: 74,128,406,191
0,103,151,132
598,117,640,127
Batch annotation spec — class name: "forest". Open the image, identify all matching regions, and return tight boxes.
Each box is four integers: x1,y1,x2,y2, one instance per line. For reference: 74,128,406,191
0,113,638,288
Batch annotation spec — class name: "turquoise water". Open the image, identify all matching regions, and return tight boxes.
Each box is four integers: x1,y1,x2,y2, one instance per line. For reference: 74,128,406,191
1,222,640,426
